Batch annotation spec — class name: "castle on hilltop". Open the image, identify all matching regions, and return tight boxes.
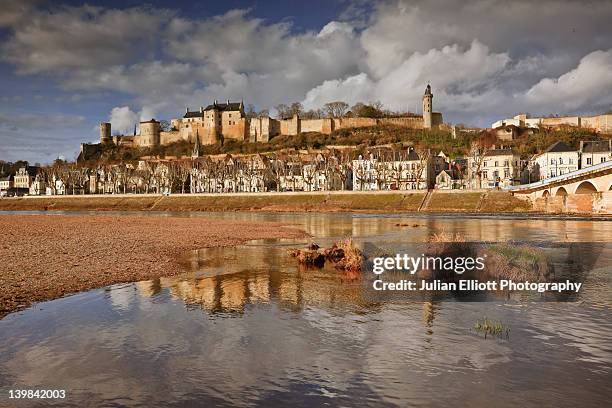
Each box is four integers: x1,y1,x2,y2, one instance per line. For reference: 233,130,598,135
80,85,443,159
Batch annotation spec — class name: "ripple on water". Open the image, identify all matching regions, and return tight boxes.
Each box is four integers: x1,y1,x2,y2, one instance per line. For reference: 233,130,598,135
1,213,611,406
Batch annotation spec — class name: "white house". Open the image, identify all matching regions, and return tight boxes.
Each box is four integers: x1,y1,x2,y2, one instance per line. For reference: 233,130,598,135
532,141,579,180
580,140,611,169
0,175,13,193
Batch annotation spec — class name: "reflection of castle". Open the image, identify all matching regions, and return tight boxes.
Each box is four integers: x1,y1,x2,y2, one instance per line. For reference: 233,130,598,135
80,85,444,158
135,247,368,314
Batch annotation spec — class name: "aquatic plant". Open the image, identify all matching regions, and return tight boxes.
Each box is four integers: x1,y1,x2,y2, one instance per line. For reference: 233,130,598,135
473,316,510,339
482,244,551,282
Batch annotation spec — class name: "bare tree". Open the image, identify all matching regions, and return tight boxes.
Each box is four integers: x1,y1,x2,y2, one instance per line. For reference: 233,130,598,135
469,134,495,189
174,160,192,194
415,148,431,189
275,104,290,120
289,102,303,117
323,101,349,118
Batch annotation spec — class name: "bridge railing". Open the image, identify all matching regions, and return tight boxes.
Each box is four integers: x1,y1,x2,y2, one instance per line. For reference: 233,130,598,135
506,160,612,191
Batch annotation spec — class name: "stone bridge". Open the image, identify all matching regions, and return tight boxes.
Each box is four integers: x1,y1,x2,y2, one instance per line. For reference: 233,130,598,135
505,161,612,214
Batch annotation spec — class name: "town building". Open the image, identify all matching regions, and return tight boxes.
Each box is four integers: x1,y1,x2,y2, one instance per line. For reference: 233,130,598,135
0,175,13,195
469,147,521,188
532,141,579,180
13,166,39,191
352,148,434,191
580,140,611,168
29,174,46,196
435,169,462,189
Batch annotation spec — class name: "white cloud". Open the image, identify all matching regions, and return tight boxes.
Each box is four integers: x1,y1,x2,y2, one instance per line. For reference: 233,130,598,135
525,50,612,114
109,106,138,135
303,41,511,114
0,0,611,161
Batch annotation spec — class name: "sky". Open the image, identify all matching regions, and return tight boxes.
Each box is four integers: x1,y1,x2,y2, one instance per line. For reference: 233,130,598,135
1,0,611,164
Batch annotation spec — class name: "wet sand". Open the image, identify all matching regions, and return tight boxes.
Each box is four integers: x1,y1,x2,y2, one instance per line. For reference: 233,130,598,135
0,214,306,317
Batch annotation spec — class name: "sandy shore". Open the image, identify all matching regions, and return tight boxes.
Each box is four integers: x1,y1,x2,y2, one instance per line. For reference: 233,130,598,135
0,214,306,318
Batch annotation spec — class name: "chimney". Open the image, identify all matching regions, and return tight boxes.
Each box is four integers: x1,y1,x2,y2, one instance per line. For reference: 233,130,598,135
227,99,230,105
185,107,189,114
200,106,204,113
214,99,217,106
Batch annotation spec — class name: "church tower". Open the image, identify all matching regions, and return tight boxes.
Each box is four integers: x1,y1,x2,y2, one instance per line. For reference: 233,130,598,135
422,84,433,129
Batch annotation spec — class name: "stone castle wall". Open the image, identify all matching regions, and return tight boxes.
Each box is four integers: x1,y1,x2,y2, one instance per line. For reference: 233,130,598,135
540,116,580,127
582,114,612,133
249,117,280,142
160,131,183,145
333,117,378,130
378,117,425,128
220,117,248,141
280,115,300,136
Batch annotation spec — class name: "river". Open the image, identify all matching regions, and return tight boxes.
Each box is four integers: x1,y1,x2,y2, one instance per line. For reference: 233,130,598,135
0,212,611,407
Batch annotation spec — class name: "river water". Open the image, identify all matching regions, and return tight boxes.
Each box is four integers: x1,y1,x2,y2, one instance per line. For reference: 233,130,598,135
0,212,611,407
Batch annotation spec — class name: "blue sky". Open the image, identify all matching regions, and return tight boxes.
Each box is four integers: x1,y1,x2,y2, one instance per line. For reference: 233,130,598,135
1,0,611,163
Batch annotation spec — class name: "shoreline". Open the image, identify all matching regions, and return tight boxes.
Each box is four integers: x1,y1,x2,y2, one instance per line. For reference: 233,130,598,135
0,214,307,318
0,190,535,213
0,190,609,216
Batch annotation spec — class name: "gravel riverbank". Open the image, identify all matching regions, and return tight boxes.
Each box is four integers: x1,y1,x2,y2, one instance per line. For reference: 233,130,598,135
0,214,306,318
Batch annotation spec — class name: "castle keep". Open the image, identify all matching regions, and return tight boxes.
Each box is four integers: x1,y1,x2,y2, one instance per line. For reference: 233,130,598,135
84,85,444,154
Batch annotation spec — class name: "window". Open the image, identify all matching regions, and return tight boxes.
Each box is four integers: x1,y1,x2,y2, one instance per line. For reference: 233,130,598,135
559,158,563,164
602,157,607,163
550,159,555,165
482,171,488,179
494,161,499,167
587,157,592,165
504,169,510,178
483,161,488,167
568,158,573,164
504,160,509,167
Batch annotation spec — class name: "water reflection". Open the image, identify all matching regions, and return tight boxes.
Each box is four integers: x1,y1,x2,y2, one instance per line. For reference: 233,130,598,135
0,213,611,407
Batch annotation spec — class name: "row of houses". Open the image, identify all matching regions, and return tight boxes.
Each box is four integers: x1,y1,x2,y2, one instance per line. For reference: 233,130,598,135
2,140,610,196
530,140,611,181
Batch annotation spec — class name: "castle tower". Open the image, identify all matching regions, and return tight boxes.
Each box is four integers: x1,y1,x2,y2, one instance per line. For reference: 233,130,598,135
209,102,219,143
139,119,161,147
422,84,433,129
100,122,112,144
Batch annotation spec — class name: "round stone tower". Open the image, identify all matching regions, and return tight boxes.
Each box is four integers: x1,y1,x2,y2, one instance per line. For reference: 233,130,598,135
422,84,433,129
100,122,112,144
139,119,161,147
209,100,219,143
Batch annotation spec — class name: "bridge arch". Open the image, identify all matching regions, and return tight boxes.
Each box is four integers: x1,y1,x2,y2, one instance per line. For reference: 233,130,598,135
542,190,550,198
556,187,568,197
574,181,598,194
